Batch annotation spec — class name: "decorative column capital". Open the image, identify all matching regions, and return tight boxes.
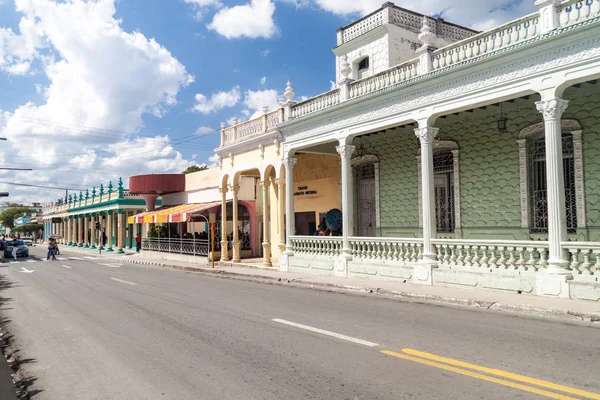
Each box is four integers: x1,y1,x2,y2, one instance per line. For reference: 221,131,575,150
260,180,271,188
116,209,124,215
535,98,569,120
282,157,297,169
229,185,240,194
219,186,229,194
414,127,439,144
335,145,356,159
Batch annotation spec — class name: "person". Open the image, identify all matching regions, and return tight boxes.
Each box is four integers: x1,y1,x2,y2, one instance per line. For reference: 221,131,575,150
135,233,141,253
11,238,18,261
47,238,57,261
0,237,5,264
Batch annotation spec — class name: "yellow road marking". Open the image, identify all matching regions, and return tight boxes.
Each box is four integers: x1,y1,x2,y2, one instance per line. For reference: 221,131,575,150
381,350,578,400
402,348,600,400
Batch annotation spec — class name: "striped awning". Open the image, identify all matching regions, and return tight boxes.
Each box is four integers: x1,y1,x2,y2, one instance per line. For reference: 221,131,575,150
127,201,223,224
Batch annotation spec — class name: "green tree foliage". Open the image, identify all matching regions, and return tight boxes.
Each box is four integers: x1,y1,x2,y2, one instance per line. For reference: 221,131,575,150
0,207,30,229
182,165,208,174
12,223,44,233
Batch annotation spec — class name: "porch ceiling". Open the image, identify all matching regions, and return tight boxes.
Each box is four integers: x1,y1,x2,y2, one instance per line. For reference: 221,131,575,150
297,141,339,155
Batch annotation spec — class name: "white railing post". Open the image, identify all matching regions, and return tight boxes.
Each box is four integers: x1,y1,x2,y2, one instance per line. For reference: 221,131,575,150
536,0,560,33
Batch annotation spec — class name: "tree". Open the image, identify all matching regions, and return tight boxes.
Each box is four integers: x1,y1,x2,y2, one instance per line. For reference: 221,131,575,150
13,223,43,234
0,207,30,230
182,165,208,174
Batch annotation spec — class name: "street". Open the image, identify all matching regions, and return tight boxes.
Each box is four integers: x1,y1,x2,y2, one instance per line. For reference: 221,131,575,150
0,246,598,400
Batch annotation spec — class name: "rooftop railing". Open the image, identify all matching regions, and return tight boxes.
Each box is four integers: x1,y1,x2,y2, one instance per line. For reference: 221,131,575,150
220,108,284,147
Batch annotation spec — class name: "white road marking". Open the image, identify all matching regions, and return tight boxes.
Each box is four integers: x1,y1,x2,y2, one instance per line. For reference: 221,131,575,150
56,257,67,260
69,257,84,260
110,278,136,286
11,261,21,264
20,267,35,273
271,318,379,347
84,257,96,260
98,263,122,268
26,259,37,263
62,265,72,269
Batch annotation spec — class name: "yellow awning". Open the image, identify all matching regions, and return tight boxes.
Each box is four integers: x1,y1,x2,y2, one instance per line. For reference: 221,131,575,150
127,201,223,224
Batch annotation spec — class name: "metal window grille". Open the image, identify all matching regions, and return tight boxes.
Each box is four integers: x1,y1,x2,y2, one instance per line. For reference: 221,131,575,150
433,151,455,233
355,163,377,237
528,133,577,234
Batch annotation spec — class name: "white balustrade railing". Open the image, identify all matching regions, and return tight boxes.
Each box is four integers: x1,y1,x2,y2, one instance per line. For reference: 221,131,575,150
291,90,341,119
350,237,423,263
432,239,549,271
431,13,539,71
220,109,283,146
561,241,600,276
558,0,600,27
348,60,420,100
236,118,264,139
290,236,342,256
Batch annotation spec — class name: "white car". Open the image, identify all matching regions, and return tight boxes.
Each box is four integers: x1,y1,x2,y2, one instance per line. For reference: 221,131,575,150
22,238,33,246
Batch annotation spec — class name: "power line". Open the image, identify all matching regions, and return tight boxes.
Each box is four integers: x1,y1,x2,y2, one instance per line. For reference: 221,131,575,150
0,181,84,191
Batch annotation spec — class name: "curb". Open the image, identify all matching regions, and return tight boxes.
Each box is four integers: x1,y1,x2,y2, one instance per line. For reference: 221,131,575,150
118,258,600,324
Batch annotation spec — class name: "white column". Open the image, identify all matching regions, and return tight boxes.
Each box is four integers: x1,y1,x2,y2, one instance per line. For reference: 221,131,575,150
283,157,297,253
220,187,229,262
107,211,113,251
415,126,439,263
231,185,240,262
536,98,570,271
336,144,356,258
277,178,285,253
261,180,272,266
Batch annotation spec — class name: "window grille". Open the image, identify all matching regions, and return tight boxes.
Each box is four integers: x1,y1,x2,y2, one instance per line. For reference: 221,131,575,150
528,133,577,234
433,151,455,233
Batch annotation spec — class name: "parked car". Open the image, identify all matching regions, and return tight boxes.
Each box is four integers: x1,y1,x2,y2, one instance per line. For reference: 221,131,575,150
4,240,29,258
22,237,33,247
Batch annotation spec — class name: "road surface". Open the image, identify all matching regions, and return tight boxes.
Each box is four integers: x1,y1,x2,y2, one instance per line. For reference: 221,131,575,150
0,246,598,400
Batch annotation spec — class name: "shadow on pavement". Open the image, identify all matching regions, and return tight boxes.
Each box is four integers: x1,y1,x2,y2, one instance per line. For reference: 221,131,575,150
0,272,42,399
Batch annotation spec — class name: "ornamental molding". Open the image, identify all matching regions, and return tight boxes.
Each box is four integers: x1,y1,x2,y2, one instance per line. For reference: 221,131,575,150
336,145,356,159
282,157,298,169
518,119,581,139
215,130,280,158
351,154,379,167
281,32,600,145
414,127,439,144
432,139,458,150
535,98,569,120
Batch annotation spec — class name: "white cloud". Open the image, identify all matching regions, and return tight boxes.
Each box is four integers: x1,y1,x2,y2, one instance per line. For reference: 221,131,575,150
207,0,277,39
241,109,251,117
0,0,193,203
183,0,222,21
206,153,220,167
194,126,215,135
260,76,267,85
0,12,45,74
193,86,241,114
293,1,535,31
260,49,270,56
244,88,280,118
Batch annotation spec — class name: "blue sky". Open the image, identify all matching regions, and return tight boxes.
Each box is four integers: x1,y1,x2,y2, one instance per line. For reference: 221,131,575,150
0,0,533,204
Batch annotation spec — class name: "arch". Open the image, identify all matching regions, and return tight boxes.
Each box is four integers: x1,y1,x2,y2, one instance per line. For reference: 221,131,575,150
351,154,378,167
221,174,230,189
518,119,582,139
517,120,585,233
262,164,277,181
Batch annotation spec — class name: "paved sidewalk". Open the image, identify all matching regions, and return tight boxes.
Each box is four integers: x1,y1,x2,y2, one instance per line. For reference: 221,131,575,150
59,247,600,324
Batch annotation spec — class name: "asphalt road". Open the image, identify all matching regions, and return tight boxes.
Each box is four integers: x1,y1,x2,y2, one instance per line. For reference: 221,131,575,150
0,246,598,400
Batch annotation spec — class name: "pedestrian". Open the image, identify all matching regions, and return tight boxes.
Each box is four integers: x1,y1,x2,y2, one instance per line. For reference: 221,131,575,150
11,238,18,261
135,233,141,253
47,238,56,261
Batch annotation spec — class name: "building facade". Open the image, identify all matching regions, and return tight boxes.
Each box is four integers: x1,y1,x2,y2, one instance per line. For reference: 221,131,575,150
42,178,152,252
218,0,600,301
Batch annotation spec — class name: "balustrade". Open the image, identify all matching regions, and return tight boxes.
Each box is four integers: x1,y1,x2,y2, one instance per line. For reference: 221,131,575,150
220,109,282,146
290,236,342,256
291,90,341,119
348,60,420,100
350,237,423,264
432,239,549,271
561,242,600,276
558,0,600,27
431,14,539,71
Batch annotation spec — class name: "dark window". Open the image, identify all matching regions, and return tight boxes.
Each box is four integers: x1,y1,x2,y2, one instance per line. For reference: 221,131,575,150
358,57,369,71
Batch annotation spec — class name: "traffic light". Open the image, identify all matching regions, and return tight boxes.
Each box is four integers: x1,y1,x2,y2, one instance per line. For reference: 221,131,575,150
95,221,100,230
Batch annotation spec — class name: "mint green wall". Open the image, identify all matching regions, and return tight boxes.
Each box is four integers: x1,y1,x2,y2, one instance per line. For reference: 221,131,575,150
359,86,600,241
564,87,600,241
360,128,420,237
